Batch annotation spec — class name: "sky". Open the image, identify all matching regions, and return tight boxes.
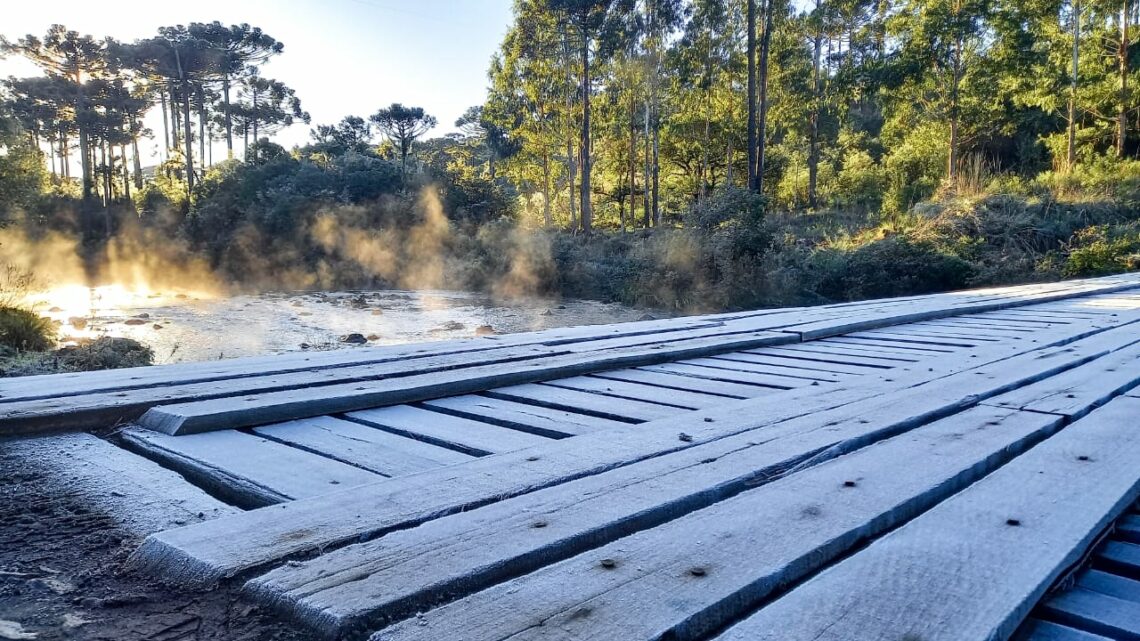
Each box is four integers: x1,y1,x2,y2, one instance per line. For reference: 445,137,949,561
0,0,514,162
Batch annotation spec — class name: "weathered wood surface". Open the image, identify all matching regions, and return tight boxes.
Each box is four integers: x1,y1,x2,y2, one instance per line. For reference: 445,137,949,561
421,396,627,437
484,383,680,422
1039,585,1140,639
364,407,1063,641
251,415,475,476
133,331,795,436
537,376,729,409
0,432,237,535
588,368,763,399
713,396,1140,641
1018,619,1114,641
983,339,1140,419
677,356,846,382
344,405,550,455
120,428,384,507
128,319,1140,587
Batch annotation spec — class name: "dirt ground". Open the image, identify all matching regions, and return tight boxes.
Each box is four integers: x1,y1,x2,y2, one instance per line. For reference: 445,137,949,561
0,448,315,641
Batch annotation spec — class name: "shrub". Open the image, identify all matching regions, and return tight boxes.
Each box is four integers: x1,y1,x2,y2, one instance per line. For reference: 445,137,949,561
1063,224,1140,277
54,336,153,372
0,305,55,351
809,235,977,301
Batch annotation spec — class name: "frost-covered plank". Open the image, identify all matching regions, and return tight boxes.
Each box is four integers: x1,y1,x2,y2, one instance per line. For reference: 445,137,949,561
365,408,1062,641
541,376,728,409
1018,620,1113,641
422,395,627,437
681,356,846,382
252,415,473,476
729,351,877,375
643,362,815,388
486,383,680,422
858,327,1004,343
120,428,384,507
1039,589,1140,639
590,369,763,399
132,331,794,437
983,340,1140,419
1,432,237,535
769,343,921,363
821,336,958,353
0,345,556,436
756,346,910,367
345,405,549,455
713,396,1140,641
130,323,1133,587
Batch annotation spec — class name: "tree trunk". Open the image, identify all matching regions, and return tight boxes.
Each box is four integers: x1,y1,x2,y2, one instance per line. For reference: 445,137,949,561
630,86,638,225
160,87,171,160
1119,0,1130,157
542,151,553,228
579,28,593,233
183,81,195,191
948,34,962,181
1068,0,1080,169
132,135,143,190
198,88,207,171
643,104,651,227
121,143,131,200
747,0,758,192
756,0,774,194
223,74,234,158
809,6,822,209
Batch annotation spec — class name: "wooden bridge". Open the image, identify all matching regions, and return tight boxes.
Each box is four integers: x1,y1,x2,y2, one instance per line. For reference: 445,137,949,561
4,274,1140,641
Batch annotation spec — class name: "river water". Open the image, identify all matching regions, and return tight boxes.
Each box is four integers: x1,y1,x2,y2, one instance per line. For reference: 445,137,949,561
34,286,654,365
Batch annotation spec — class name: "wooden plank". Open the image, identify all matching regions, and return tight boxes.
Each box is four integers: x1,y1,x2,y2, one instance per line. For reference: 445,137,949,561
486,383,680,422
1078,568,1140,602
422,395,627,437
838,332,979,348
256,407,1063,639
541,376,729,409
1,433,238,535
641,362,811,389
682,356,846,383
1096,540,1140,579
1039,590,1140,639
120,428,384,507
589,369,761,399
1119,515,1140,545
756,346,911,367
129,331,795,437
821,336,959,353
712,396,1140,641
729,351,877,375
343,405,549,455
0,344,559,436
130,323,1136,587
983,340,1140,419
1018,619,1114,641
972,313,1073,325
770,343,922,362
859,327,1005,342
252,415,474,476
923,318,1039,333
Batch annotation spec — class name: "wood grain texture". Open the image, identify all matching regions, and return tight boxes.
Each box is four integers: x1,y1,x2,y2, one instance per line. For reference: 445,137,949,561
252,415,474,476
279,408,1060,640
713,396,1140,641
344,405,550,455
129,321,1137,588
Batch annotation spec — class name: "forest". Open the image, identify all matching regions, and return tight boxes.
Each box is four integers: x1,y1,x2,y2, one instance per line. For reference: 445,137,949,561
2,0,1140,326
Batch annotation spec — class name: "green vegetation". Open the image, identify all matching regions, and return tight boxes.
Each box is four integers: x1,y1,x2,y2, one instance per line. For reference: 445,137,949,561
1,1,1140,328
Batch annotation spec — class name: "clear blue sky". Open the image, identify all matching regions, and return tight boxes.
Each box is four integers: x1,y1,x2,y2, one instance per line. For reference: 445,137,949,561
0,0,514,160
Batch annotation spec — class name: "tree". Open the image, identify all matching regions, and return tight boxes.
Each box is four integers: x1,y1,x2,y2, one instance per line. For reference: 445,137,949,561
234,72,309,162
3,25,107,200
310,115,373,154
370,103,437,188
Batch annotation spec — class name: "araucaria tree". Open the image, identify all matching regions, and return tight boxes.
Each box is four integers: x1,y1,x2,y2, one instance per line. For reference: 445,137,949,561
370,103,437,188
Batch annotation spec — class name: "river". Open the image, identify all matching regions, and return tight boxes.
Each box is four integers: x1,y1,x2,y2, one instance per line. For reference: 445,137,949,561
33,285,654,365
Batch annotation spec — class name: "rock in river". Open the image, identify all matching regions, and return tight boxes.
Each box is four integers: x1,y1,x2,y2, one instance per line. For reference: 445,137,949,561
339,333,368,344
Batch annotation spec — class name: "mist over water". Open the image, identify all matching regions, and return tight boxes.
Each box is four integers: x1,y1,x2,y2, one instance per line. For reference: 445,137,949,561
33,286,651,364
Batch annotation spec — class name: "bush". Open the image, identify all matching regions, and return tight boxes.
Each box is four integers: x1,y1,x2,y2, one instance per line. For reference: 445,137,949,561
54,337,154,372
0,305,55,351
1063,223,1140,277
809,235,977,301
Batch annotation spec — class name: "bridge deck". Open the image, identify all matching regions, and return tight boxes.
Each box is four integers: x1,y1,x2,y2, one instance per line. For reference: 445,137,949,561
3,273,1140,641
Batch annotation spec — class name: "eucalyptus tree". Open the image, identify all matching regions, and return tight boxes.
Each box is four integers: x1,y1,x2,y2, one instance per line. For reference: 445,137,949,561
370,103,436,187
